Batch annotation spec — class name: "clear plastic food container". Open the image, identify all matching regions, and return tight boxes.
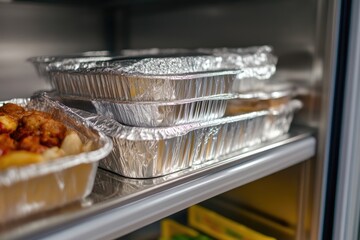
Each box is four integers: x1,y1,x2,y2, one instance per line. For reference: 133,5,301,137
0,96,113,223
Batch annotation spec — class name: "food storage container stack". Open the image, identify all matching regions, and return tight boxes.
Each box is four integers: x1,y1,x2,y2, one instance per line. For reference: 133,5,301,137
33,46,300,178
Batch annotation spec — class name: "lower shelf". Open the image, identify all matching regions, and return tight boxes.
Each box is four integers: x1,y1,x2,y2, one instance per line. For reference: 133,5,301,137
0,126,316,240
121,197,296,240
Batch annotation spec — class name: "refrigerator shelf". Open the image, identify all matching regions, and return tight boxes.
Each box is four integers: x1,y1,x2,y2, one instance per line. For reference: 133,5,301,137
0,126,315,240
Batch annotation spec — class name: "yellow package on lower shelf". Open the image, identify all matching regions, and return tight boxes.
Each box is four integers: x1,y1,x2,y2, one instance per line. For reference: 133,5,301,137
160,219,202,240
188,205,276,240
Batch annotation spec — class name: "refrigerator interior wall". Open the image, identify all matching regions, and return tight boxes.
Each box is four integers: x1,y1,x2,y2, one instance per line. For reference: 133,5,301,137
0,3,106,100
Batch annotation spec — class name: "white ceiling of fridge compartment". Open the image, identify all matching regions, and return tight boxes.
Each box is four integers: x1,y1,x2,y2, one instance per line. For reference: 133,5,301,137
0,3,106,100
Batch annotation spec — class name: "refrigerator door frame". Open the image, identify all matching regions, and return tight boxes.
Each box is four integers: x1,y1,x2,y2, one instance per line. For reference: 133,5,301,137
333,0,360,239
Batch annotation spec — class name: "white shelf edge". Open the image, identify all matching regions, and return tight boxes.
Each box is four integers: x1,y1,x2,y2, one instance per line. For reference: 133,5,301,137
39,136,315,240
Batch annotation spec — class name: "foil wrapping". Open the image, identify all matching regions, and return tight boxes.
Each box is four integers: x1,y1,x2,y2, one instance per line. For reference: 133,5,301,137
0,97,113,222
121,46,276,71
74,100,301,178
46,46,276,101
121,46,277,93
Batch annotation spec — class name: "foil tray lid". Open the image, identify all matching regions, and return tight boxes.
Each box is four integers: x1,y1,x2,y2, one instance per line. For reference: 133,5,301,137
47,46,277,79
121,45,277,68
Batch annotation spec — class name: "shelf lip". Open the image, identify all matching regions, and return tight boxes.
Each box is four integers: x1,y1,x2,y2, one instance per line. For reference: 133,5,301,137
2,128,316,240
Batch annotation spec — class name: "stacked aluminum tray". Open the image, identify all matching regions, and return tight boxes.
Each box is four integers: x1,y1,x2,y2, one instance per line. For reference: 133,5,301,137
73,100,301,178
29,47,301,178
43,46,277,127
91,97,229,127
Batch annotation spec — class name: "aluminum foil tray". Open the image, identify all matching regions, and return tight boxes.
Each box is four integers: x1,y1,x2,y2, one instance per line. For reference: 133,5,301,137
74,100,301,178
30,46,276,88
47,46,276,101
50,68,239,101
91,97,228,127
0,97,113,223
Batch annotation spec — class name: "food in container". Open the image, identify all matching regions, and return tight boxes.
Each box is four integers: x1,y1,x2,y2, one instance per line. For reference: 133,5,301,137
73,100,301,178
225,83,295,116
46,46,276,101
0,97,113,222
0,103,86,168
226,98,287,115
